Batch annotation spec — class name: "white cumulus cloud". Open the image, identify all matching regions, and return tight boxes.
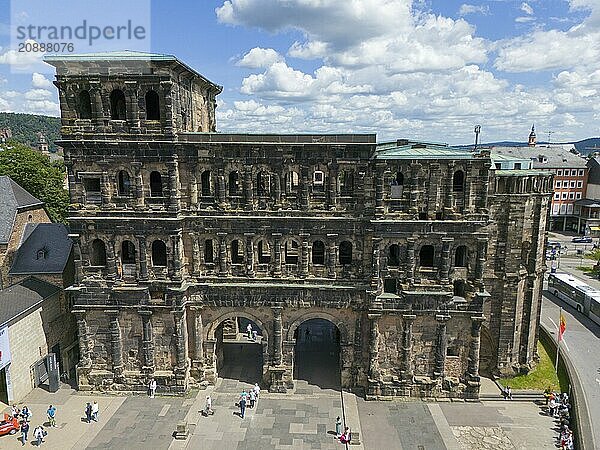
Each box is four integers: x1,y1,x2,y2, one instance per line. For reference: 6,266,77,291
237,48,284,68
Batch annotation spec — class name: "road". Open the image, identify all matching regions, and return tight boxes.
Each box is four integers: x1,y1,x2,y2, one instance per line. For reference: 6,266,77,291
541,287,600,447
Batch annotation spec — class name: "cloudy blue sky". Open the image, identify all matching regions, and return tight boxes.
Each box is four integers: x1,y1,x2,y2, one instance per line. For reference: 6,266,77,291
0,0,598,144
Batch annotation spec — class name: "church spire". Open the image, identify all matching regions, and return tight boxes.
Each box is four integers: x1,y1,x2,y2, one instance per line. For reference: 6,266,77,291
528,124,536,147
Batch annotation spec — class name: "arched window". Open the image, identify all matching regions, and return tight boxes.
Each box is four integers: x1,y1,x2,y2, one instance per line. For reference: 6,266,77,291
312,240,325,265
257,171,270,196
205,239,214,263
285,240,299,264
118,170,131,196
388,244,400,267
286,171,299,193
395,172,404,186
339,241,352,265
453,170,464,192
91,239,106,266
258,240,271,264
231,239,244,264
145,90,160,120
201,170,211,196
419,245,434,267
79,90,92,119
121,240,136,264
110,89,126,120
150,171,163,197
339,170,354,196
229,171,240,196
453,279,466,297
455,245,467,267
151,240,167,266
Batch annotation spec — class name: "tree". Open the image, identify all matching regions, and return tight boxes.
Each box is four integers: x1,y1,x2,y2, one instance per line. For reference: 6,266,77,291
0,140,69,223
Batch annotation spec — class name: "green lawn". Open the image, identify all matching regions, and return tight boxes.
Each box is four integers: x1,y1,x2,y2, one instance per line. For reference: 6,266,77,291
498,340,567,391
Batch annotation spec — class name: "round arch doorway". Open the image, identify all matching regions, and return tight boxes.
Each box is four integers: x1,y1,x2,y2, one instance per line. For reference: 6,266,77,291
293,318,341,390
215,316,264,385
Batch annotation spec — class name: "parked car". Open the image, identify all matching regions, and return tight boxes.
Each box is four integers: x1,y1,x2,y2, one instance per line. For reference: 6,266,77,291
547,241,562,249
571,236,593,243
0,413,19,436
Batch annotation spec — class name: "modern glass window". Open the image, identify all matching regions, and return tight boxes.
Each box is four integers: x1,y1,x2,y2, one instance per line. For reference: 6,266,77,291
569,192,575,199
570,181,576,188
578,169,584,176
557,170,562,176
555,181,561,188
562,192,568,199
576,192,582,199
577,181,583,188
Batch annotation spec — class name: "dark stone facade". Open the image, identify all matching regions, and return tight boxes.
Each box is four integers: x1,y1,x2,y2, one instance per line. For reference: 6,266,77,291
46,53,552,399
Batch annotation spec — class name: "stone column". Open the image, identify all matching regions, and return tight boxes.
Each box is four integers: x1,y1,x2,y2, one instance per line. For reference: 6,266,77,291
300,233,309,278
475,237,487,282
272,233,282,277
245,233,255,277
191,233,201,275
218,233,228,276
100,168,111,206
328,164,338,209
440,238,453,282
299,167,309,210
73,310,91,368
273,172,282,206
106,310,124,380
467,316,484,380
167,157,181,212
106,239,117,279
216,169,226,204
172,234,183,280
244,169,254,209
140,310,155,374
69,234,83,285
124,80,140,128
406,238,415,285
189,168,198,210
327,235,337,279
464,163,472,213
434,315,450,378
173,309,188,371
190,306,204,379
89,84,105,126
444,162,455,213
401,314,415,381
132,162,144,208
272,307,283,366
370,237,381,291
368,314,381,380
137,235,148,280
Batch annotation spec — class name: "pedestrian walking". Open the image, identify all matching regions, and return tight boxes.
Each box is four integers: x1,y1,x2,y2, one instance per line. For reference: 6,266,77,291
339,426,351,444
335,416,342,437
11,404,20,419
239,396,247,419
91,401,99,422
252,329,258,341
85,402,92,423
20,405,31,422
149,378,157,398
47,405,56,428
240,389,248,402
249,389,256,408
549,397,557,417
247,323,253,339
33,425,46,446
20,420,29,446
204,395,213,416
253,383,260,399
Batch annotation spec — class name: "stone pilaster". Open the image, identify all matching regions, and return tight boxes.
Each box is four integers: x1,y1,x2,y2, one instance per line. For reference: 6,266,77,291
444,162,455,213
401,314,415,382
73,310,91,368
69,234,83,285
100,168,110,206
370,237,381,291
189,168,198,209
299,167,309,210
467,316,484,380
327,235,337,279
244,169,254,208
434,315,450,378
218,233,228,276
216,169,226,204
300,233,309,278
440,238,453,282
137,235,148,280
89,83,105,126
272,307,283,366
406,238,415,285
272,233,282,277
167,157,181,212
190,306,204,379
172,234,183,280
273,173,282,206
375,164,384,216
106,310,124,381
245,233,255,277
191,233,201,275
106,239,116,280
140,310,155,374
475,237,487,283
328,164,338,209
173,309,188,371
368,313,381,380
132,162,144,209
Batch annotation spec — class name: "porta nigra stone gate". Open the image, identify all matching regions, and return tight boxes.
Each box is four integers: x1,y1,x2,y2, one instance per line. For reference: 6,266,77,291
46,52,553,399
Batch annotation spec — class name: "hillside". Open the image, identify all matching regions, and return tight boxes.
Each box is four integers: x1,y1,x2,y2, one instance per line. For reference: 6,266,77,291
0,112,60,151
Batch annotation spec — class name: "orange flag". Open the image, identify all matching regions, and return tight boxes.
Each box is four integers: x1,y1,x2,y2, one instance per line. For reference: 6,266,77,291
558,312,566,342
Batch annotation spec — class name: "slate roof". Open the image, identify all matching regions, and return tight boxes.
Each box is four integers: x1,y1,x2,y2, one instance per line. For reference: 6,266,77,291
492,145,586,169
375,140,476,160
0,277,61,327
44,51,222,93
0,176,44,245
9,223,73,275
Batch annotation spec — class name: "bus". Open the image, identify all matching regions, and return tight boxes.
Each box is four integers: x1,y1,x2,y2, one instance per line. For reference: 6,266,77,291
548,272,600,326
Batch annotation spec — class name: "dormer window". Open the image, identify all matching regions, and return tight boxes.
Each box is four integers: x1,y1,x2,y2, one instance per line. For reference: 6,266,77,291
37,248,47,260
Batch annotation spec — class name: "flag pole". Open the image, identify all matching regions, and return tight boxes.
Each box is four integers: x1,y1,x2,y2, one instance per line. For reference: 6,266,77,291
555,307,562,371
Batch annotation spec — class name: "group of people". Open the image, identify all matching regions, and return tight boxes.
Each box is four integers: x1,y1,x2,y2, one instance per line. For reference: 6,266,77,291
544,388,574,450
10,404,54,446
246,323,258,341
84,401,100,423
237,383,261,419
335,416,352,444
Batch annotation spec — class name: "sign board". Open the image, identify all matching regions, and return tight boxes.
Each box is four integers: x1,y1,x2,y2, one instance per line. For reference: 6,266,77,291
0,327,11,370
